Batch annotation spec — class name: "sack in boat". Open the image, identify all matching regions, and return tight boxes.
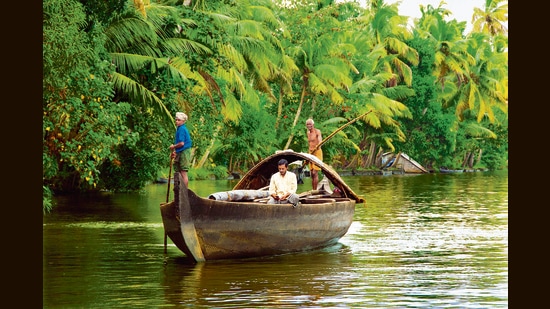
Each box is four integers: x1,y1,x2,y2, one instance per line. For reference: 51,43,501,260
208,190,270,201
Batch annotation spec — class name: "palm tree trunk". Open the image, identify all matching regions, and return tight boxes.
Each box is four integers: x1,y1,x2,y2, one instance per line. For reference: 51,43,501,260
374,146,383,167
195,144,212,169
344,154,360,170
283,82,307,150
364,141,376,167
468,150,475,168
275,86,284,129
195,124,222,169
475,149,483,167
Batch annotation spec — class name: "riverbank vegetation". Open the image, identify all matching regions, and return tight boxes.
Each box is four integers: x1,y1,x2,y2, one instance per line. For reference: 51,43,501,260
43,0,508,212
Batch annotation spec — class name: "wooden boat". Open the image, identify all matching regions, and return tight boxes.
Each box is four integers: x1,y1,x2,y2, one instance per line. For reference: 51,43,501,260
160,150,365,262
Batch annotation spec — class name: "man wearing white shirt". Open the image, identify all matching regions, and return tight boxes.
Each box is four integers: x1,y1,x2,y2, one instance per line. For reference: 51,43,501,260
267,159,300,208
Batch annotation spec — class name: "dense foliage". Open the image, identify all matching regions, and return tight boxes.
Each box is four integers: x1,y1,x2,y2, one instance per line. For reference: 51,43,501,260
43,0,138,197
43,0,508,212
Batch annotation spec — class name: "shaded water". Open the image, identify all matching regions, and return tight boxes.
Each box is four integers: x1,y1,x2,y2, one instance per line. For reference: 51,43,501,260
43,170,508,308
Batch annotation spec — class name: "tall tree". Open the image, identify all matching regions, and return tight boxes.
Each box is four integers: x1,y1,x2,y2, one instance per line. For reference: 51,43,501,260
200,0,288,122
181,0,291,169
414,2,507,123
104,0,215,124
356,0,419,86
43,0,138,196
280,1,360,149
409,1,507,169
454,32,508,122
333,0,417,163
471,0,508,36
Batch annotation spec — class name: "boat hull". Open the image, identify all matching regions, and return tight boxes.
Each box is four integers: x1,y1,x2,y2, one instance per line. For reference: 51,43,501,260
161,189,355,260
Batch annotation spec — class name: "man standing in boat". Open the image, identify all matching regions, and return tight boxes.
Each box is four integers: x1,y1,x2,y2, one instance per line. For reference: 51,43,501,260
306,118,323,190
267,159,300,208
170,112,192,188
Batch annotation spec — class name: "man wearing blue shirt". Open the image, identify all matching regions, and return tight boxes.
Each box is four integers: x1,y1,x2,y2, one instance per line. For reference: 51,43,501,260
170,112,192,188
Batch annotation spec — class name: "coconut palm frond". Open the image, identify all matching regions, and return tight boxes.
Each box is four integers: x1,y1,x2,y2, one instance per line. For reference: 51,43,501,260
220,92,242,123
371,93,412,119
110,53,159,75
110,72,173,123
104,17,159,55
381,85,415,102
386,37,419,66
249,4,283,30
390,56,413,86
161,38,213,57
315,63,353,90
462,121,497,139
349,77,377,93
308,73,329,95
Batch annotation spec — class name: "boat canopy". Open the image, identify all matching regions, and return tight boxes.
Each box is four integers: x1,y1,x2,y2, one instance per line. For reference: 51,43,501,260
233,150,364,203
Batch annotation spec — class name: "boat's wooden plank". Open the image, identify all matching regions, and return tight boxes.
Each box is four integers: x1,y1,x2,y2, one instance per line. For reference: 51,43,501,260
177,175,205,262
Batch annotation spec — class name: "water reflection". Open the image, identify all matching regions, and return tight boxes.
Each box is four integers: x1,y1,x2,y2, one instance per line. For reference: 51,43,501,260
161,244,355,308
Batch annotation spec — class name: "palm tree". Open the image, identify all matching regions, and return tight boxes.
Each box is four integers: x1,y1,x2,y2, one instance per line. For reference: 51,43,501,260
277,0,418,159
414,3,471,91
189,2,291,119
452,32,508,123
280,2,361,149
104,0,214,124
410,1,507,170
355,0,419,86
329,0,417,164
471,0,508,36
414,2,507,123
457,118,498,168
342,45,414,164
185,0,292,166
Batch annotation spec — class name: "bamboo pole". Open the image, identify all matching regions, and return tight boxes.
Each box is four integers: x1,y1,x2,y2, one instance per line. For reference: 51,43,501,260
304,110,373,173
309,110,373,154
164,154,174,253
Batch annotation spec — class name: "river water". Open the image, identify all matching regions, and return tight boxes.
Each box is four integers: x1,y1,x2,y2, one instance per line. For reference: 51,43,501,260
43,170,508,308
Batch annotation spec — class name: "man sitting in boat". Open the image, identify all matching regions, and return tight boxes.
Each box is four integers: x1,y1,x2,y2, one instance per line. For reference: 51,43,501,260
267,159,300,208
